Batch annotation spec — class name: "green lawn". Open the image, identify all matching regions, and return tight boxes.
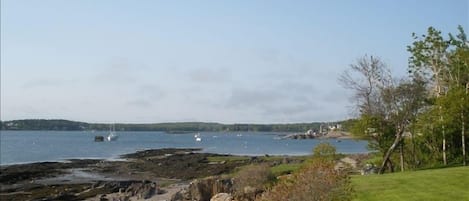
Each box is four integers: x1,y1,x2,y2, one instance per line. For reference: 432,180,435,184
352,166,469,201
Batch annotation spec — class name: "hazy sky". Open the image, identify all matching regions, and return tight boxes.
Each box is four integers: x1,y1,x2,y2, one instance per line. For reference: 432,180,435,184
1,1,468,123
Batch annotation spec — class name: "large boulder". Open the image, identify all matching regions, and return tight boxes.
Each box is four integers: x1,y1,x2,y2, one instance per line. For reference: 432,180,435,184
171,176,233,201
188,176,233,201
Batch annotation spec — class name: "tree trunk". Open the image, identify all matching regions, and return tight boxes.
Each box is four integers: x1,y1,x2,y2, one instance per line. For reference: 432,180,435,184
463,109,466,166
438,87,447,166
461,111,466,166
379,128,404,174
386,158,394,172
443,124,447,165
400,142,404,172
411,129,418,167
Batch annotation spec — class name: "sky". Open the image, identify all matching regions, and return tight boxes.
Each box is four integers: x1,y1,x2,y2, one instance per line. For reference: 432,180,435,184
1,1,468,124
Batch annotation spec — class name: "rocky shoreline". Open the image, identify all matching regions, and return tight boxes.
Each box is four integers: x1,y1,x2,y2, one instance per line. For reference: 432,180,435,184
283,131,354,140
0,148,291,201
1,148,369,201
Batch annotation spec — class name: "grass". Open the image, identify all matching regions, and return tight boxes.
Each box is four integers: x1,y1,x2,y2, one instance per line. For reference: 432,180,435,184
207,156,251,162
352,166,469,201
207,155,309,162
208,155,307,178
270,163,303,176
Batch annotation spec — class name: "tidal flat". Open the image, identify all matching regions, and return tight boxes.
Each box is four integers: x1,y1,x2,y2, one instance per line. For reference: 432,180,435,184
0,148,310,201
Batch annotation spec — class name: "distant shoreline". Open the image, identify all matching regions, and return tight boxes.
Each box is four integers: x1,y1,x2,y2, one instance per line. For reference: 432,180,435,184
1,119,351,133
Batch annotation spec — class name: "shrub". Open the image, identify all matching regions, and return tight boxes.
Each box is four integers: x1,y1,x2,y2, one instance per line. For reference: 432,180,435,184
232,164,275,197
313,142,337,159
258,143,353,201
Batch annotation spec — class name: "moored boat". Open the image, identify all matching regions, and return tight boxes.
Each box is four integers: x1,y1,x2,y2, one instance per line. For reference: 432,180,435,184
107,124,118,141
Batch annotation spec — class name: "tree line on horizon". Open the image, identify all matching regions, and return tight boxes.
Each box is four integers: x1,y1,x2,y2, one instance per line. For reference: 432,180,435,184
0,119,350,133
341,25,469,172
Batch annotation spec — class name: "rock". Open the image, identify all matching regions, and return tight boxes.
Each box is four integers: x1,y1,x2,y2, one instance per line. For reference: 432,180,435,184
99,194,109,201
335,157,358,171
243,186,257,194
188,179,209,201
210,193,233,201
171,190,185,201
234,186,263,201
341,157,357,168
189,178,216,201
188,176,234,201
98,180,157,199
124,180,157,199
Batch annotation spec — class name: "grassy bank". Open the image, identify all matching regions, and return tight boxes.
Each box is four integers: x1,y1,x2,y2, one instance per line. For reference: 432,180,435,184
352,166,469,201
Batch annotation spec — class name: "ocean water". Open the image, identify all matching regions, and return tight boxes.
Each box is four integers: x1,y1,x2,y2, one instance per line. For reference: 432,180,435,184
0,131,369,165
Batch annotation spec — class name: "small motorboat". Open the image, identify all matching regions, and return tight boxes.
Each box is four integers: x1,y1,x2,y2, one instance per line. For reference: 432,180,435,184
94,135,104,142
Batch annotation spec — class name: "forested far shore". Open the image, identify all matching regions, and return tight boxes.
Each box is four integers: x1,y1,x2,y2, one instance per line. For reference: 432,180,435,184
0,119,352,132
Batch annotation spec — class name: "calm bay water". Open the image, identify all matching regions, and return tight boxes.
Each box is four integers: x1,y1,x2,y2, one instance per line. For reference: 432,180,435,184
0,131,369,165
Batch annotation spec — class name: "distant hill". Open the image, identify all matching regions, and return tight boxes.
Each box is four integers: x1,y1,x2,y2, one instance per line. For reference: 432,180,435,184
1,119,351,132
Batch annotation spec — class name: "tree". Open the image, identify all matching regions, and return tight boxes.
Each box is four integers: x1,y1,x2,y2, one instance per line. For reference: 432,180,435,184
377,79,427,173
408,26,452,165
340,55,428,173
449,27,469,166
409,25,469,166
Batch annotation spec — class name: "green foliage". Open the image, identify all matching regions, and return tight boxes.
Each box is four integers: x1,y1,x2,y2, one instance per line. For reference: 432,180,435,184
364,153,382,166
340,119,359,132
407,25,469,167
352,166,469,201
312,142,337,159
407,26,450,80
343,26,468,171
350,115,396,154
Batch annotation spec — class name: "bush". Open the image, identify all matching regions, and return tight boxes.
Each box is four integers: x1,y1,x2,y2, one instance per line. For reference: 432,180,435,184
258,143,353,201
313,142,337,159
232,164,275,198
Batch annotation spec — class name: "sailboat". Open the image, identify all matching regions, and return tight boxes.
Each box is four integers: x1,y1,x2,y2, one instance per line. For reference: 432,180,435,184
194,132,202,142
107,124,118,141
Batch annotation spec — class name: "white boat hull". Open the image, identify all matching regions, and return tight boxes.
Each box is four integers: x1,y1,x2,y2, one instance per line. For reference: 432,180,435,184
107,134,118,141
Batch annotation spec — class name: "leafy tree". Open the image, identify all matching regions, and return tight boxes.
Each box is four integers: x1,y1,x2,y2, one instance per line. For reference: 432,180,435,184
340,56,427,173
408,25,469,166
